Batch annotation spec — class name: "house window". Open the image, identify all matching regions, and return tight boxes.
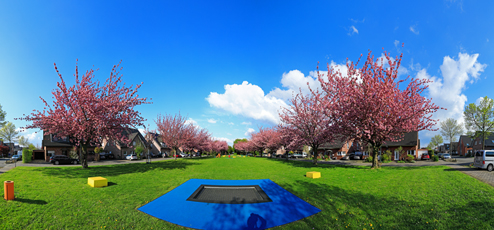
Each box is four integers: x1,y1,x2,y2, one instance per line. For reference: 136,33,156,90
133,141,136,146
346,143,349,149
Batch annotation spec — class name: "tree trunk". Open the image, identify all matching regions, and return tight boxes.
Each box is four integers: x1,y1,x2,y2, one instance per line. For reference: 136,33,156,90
312,146,318,166
174,148,177,160
81,144,88,168
371,145,380,169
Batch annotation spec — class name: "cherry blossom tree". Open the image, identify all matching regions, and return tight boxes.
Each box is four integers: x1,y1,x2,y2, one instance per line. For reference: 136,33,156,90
279,90,335,165
18,61,150,168
155,112,194,160
318,48,442,168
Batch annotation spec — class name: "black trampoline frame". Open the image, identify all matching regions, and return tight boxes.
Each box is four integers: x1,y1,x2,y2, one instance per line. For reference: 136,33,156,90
186,184,273,204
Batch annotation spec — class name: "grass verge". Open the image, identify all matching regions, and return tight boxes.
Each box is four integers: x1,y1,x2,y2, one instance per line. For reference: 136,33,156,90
1,157,493,229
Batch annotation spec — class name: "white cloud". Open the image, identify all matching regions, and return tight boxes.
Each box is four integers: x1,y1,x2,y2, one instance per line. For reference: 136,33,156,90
185,118,200,128
245,128,255,136
17,129,43,147
410,26,419,35
267,63,349,102
348,26,359,35
228,122,234,125
241,122,251,125
206,81,288,124
207,118,217,124
416,52,486,135
227,133,232,136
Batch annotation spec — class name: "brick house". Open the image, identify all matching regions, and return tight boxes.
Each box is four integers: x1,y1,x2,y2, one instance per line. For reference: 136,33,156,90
381,131,420,160
103,128,150,159
471,132,494,152
0,140,10,157
42,132,96,162
458,135,472,156
144,132,172,157
450,142,459,154
317,138,353,160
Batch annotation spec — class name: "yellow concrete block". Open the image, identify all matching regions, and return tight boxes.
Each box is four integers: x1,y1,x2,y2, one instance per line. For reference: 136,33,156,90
306,171,321,179
88,177,108,188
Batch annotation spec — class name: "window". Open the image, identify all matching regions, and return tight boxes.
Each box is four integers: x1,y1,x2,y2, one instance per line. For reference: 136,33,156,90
346,143,349,149
133,141,136,146
486,151,494,157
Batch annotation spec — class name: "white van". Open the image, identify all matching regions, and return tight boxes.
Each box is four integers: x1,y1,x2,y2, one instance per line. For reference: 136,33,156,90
473,150,494,171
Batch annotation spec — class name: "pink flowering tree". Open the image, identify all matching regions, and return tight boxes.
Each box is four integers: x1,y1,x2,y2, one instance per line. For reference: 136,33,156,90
249,127,270,156
278,124,304,161
279,90,335,165
155,112,192,160
318,48,443,168
265,127,282,157
18,61,150,168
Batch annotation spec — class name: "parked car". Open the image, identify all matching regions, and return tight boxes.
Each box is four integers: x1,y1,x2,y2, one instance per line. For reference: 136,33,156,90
341,155,350,160
349,153,362,160
50,155,79,165
474,150,494,171
421,154,430,160
125,154,138,160
99,152,114,160
174,154,183,158
11,154,22,161
438,153,444,159
442,154,451,160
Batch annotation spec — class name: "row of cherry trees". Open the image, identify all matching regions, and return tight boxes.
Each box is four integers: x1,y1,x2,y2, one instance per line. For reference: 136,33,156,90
235,48,442,169
18,60,228,168
154,113,228,160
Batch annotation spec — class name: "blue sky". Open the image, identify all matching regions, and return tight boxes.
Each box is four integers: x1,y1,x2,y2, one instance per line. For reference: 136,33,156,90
1,1,493,148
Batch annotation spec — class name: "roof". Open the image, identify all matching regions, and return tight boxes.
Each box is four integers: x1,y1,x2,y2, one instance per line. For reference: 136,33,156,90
319,139,346,150
383,131,418,147
117,128,149,148
474,132,494,147
459,135,472,146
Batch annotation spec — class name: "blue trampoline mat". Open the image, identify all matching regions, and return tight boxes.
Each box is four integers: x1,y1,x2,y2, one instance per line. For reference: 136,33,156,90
138,179,321,230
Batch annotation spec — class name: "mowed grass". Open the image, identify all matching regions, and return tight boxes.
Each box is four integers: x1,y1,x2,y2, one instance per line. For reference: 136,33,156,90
1,157,494,229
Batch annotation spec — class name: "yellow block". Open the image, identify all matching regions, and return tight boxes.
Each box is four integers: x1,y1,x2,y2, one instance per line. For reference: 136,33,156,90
88,177,108,188
306,171,321,179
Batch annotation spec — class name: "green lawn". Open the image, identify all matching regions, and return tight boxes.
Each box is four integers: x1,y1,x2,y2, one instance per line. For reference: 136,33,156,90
1,157,494,229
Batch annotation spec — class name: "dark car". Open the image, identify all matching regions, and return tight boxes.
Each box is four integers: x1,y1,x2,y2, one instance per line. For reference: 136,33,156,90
99,152,114,160
50,155,79,165
349,153,361,160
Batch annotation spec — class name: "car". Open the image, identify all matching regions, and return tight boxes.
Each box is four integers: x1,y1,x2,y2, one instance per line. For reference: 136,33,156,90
421,154,430,160
99,152,114,160
50,155,79,165
442,154,451,159
174,154,183,158
125,154,138,160
349,153,362,160
438,153,444,159
341,155,350,160
11,154,22,161
474,150,494,171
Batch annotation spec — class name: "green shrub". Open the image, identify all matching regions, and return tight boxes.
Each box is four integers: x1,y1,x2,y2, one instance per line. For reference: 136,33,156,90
397,160,406,163
382,150,392,162
22,148,32,163
432,155,439,161
406,154,415,162
410,160,416,163
134,144,144,159
365,156,373,162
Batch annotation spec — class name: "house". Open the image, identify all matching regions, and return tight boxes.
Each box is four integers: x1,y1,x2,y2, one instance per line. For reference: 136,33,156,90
471,132,494,152
450,142,459,155
0,140,10,157
381,131,420,160
42,131,96,162
103,128,150,159
458,135,472,156
317,138,353,160
144,132,172,157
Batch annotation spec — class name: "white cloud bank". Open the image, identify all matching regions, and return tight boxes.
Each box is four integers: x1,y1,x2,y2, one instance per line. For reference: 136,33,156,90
417,53,486,146
206,81,288,124
207,119,217,124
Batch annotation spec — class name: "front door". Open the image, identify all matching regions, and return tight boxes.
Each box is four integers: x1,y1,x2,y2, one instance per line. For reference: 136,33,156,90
394,150,399,161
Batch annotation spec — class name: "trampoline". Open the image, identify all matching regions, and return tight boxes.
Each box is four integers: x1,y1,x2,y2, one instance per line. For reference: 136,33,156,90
138,179,321,230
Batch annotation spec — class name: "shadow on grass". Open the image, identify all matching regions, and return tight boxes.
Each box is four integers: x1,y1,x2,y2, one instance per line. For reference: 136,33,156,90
13,198,48,205
268,180,494,229
34,160,201,179
265,158,440,171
